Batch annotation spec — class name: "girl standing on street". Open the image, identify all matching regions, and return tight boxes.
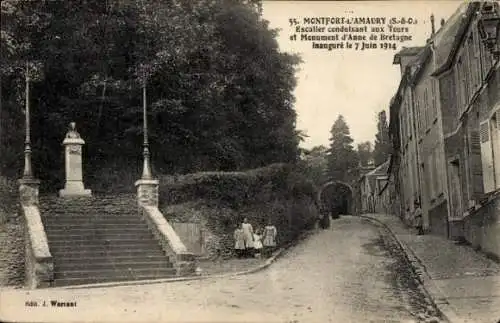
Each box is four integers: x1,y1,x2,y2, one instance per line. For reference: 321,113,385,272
262,220,277,257
233,224,245,258
241,218,254,257
253,229,263,258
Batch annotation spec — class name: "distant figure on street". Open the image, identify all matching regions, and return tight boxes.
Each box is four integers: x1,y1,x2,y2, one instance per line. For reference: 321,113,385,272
414,201,424,235
233,224,245,258
263,220,277,257
241,218,254,257
253,229,263,258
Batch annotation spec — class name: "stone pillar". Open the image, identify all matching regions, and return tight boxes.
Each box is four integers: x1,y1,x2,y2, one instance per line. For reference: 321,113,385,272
59,122,91,197
135,179,159,208
19,178,40,207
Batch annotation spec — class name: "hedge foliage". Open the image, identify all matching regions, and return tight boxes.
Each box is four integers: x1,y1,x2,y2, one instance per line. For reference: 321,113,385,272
159,163,319,257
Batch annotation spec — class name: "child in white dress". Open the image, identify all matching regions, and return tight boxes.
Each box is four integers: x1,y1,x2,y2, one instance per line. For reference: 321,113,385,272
253,229,263,258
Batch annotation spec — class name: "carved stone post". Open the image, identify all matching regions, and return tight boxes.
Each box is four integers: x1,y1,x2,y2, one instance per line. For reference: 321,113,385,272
59,122,91,197
135,179,159,208
19,178,40,207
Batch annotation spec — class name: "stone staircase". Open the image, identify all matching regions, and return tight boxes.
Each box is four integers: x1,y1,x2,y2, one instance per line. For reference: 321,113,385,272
39,194,176,287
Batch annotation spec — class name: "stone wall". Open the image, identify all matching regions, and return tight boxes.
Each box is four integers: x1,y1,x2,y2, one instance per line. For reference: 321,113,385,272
0,178,24,287
0,211,25,287
463,194,500,261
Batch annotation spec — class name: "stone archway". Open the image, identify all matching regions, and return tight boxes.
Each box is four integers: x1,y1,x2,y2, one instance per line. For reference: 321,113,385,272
318,181,355,217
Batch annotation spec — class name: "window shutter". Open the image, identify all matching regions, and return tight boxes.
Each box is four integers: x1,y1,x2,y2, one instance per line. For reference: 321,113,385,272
432,81,437,121
469,129,484,199
494,112,500,188
437,147,443,195
428,154,434,199
480,121,495,193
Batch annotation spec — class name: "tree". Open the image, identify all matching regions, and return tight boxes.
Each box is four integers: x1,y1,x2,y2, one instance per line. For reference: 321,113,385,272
357,141,373,167
0,0,301,188
373,110,391,166
300,145,328,185
326,115,359,182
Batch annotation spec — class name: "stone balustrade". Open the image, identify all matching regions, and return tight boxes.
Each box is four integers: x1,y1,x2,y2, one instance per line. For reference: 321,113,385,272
136,178,196,276
139,206,196,275
19,178,54,288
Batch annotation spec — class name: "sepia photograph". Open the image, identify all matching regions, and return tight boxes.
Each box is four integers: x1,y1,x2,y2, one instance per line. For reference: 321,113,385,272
1,0,500,322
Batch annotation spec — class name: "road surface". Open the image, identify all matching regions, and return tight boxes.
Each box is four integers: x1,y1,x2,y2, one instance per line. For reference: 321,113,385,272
0,216,441,323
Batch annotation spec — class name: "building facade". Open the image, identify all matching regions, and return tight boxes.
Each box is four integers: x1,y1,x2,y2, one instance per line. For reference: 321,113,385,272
389,1,500,258
359,160,390,214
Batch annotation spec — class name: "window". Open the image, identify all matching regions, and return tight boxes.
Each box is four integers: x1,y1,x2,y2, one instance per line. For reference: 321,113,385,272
424,88,429,129
491,112,500,189
408,101,412,139
416,94,421,137
436,147,442,195
473,28,481,87
431,80,437,122
481,122,489,143
480,120,496,192
427,154,434,200
457,57,465,115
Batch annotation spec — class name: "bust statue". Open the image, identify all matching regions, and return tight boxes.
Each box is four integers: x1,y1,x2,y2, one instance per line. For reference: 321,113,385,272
65,122,81,139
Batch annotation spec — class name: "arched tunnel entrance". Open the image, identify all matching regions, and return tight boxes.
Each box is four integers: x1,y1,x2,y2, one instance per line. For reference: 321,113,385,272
318,181,354,218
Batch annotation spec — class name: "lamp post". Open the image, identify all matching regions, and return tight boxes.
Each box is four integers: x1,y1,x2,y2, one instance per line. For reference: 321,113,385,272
478,1,500,58
141,69,152,180
135,64,158,209
22,61,34,180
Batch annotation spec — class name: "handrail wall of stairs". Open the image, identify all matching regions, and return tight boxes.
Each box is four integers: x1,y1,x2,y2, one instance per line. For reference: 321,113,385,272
19,178,54,289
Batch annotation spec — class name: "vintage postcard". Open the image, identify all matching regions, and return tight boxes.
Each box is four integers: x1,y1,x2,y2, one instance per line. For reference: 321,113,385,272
1,0,500,322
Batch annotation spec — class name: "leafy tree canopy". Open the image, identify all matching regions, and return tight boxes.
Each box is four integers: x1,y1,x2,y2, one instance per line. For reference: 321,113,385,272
373,110,391,166
357,141,373,168
326,115,359,182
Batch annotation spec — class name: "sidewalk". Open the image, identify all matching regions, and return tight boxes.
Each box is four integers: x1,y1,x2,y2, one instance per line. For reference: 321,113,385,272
362,213,500,323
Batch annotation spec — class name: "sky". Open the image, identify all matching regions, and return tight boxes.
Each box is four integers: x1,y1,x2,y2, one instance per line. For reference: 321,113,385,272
261,0,462,149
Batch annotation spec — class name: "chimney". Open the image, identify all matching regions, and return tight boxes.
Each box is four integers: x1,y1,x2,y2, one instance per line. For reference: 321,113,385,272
441,18,445,27
430,14,435,35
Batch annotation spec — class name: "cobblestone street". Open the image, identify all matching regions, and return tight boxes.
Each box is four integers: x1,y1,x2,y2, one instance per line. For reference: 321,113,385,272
1,216,440,323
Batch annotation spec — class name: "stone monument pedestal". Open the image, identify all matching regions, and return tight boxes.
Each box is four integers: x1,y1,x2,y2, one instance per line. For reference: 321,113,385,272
59,123,91,197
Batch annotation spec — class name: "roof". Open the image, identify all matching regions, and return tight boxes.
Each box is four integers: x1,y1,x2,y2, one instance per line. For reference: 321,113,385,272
366,160,390,177
409,46,433,85
432,2,481,76
388,64,414,147
393,46,426,64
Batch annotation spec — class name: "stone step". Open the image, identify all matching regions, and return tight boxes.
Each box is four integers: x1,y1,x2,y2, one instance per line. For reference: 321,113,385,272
50,249,166,258
42,214,142,223
39,194,136,202
45,223,150,231
45,225,149,232
48,239,162,249
54,267,177,280
55,260,173,271
50,254,168,263
52,271,177,287
37,194,179,287
40,208,140,218
40,201,137,207
42,217,146,225
42,208,138,214
45,228,150,236
47,232,155,241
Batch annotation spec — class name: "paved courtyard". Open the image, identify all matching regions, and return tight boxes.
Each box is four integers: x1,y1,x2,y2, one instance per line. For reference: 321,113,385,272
1,216,439,323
